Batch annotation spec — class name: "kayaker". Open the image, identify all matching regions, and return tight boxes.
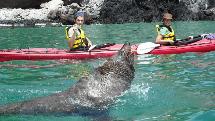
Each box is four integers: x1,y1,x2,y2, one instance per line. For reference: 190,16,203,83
155,12,176,45
65,11,92,51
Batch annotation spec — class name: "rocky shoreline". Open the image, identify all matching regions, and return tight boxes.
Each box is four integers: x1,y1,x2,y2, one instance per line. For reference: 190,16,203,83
0,0,214,27
99,0,215,23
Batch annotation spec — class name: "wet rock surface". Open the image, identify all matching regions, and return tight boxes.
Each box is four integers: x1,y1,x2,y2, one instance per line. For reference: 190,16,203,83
0,0,214,26
99,0,215,24
0,0,83,9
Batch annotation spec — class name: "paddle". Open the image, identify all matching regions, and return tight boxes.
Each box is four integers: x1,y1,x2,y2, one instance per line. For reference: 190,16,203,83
88,43,116,51
136,34,210,54
88,45,97,51
136,42,160,54
174,34,209,46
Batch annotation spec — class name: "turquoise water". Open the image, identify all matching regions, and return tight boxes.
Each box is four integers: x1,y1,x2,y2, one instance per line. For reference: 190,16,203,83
0,21,215,121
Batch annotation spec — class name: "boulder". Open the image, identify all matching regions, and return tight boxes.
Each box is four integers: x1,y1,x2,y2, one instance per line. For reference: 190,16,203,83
0,0,83,9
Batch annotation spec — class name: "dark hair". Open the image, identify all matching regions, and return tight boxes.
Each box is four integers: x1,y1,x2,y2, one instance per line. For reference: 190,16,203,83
74,11,85,19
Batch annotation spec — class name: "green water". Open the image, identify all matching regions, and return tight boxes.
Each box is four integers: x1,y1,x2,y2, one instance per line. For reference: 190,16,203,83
0,21,215,121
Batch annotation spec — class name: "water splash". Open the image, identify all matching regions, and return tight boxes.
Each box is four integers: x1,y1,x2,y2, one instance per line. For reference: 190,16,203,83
129,82,151,100
113,82,151,109
136,54,156,65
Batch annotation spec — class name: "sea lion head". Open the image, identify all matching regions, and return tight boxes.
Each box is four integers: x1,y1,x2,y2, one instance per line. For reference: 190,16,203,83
68,44,135,109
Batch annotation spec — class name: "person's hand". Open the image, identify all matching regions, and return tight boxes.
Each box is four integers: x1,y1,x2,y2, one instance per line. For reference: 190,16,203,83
86,38,92,46
88,40,92,47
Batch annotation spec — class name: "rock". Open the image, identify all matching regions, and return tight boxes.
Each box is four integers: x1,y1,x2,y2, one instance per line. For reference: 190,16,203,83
0,0,83,9
0,0,215,26
47,10,61,20
69,3,81,9
40,0,64,10
63,0,84,6
98,0,215,23
51,3,81,24
0,0,50,9
0,0,64,24
208,0,215,8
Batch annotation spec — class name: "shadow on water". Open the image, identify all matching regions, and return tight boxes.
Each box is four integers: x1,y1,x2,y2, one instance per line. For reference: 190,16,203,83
67,107,112,121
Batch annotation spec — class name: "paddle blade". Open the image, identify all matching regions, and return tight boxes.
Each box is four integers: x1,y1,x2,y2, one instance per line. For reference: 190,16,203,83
88,45,97,51
137,42,160,54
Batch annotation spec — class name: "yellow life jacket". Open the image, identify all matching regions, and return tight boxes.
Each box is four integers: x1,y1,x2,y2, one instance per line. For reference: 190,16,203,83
156,25,175,42
65,26,88,49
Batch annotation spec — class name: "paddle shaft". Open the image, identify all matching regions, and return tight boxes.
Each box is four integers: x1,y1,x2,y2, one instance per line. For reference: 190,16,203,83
174,34,207,45
177,35,201,42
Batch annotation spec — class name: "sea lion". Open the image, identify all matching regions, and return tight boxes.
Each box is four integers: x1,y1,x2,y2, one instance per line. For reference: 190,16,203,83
0,44,135,115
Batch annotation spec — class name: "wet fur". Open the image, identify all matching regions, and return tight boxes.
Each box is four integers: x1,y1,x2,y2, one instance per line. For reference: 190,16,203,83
0,44,135,115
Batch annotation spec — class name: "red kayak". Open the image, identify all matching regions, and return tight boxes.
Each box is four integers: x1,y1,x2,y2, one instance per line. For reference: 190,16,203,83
0,44,123,62
0,38,214,62
146,38,215,55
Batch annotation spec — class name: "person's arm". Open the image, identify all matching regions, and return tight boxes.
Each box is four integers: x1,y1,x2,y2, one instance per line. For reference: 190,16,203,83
156,34,174,45
67,28,76,49
155,34,162,44
156,26,174,45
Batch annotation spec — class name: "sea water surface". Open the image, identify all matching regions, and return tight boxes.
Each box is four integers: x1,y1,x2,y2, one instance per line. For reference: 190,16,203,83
0,21,215,121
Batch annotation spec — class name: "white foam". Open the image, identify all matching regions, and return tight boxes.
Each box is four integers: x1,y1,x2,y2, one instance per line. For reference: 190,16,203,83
129,83,151,100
